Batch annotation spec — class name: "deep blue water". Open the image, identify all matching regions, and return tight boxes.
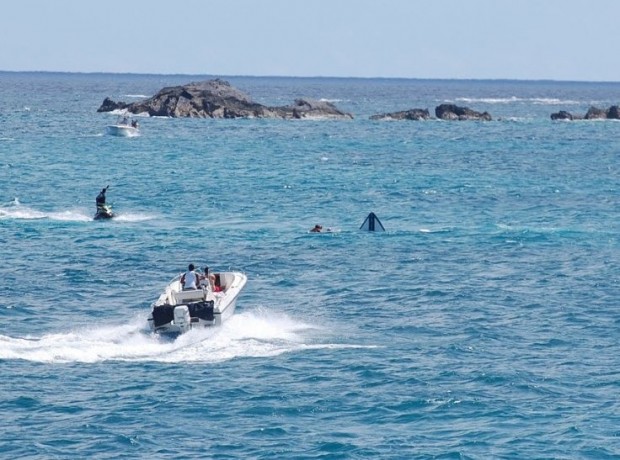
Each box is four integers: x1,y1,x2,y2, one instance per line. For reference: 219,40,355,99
1,72,620,459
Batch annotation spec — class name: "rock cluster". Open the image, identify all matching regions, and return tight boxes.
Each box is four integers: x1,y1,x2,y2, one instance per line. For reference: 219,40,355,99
97,79,353,120
370,108,431,121
551,105,620,120
98,79,619,123
370,104,492,121
435,104,492,121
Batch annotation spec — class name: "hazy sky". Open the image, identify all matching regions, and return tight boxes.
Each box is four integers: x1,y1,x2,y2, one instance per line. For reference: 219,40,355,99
2,0,618,81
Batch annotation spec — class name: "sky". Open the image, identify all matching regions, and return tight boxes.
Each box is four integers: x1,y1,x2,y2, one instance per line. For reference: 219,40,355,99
1,0,619,81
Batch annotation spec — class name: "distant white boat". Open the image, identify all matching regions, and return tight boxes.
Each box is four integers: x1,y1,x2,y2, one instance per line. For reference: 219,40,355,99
106,117,140,137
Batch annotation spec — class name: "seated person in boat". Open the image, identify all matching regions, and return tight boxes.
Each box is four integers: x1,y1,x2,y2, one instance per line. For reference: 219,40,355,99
199,266,215,290
213,273,223,292
180,263,200,290
199,266,223,292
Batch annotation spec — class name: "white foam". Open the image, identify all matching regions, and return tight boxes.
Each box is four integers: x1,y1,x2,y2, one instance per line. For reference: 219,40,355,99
108,109,149,118
0,202,156,223
0,308,364,364
111,212,156,222
0,202,92,222
453,96,582,105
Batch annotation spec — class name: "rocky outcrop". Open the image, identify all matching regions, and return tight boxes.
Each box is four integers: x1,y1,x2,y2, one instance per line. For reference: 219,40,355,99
370,108,430,121
278,99,354,120
435,104,492,121
98,97,126,113
97,79,353,120
585,106,607,119
550,110,576,120
607,106,620,119
551,105,620,120
370,104,492,121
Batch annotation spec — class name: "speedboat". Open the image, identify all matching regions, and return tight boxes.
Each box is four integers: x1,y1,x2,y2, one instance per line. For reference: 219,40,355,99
148,271,247,336
94,204,114,220
106,124,139,137
106,118,140,137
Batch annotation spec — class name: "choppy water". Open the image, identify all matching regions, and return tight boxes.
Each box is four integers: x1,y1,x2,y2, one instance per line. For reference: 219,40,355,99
1,72,619,459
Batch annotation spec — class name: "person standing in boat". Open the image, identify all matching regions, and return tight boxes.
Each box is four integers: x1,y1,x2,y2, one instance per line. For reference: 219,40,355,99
181,264,200,290
96,185,109,212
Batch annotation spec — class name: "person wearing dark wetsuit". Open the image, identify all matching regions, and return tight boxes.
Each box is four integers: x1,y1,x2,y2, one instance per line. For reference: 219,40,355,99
96,186,108,212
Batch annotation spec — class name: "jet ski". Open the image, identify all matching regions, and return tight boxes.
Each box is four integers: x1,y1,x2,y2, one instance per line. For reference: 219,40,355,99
94,204,115,220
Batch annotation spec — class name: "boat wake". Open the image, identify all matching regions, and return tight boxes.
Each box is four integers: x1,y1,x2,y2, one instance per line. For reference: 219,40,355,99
109,212,156,222
0,308,367,364
0,201,156,222
0,201,92,222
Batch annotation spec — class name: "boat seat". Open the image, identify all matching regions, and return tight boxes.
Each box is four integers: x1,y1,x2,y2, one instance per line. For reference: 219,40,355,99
173,289,206,305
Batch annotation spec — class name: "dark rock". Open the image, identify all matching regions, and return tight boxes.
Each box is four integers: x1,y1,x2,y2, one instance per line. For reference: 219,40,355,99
97,79,353,120
370,108,431,121
550,105,620,120
277,99,354,120
550,110,574,120
606,105,620,119
97,97,127,113
584,106,607,119
435,103,492,121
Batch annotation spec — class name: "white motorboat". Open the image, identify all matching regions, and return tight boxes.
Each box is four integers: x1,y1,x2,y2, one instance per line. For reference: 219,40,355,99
148,271,247,336
106,118,140,137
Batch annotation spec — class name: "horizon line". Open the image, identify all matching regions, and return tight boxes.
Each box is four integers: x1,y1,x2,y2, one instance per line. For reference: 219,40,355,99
0,69,618,85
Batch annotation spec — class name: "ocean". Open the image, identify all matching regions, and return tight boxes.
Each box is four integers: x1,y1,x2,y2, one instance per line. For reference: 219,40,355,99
1,72,619,459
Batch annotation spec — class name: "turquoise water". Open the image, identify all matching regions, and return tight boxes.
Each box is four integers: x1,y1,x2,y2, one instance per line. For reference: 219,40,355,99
1,72,620,458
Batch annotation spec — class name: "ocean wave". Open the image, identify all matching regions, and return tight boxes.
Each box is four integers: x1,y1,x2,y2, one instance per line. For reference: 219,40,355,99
452,96,582,105
107,108,147,117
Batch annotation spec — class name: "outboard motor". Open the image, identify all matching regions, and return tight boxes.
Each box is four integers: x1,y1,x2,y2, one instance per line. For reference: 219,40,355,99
174,305,191,334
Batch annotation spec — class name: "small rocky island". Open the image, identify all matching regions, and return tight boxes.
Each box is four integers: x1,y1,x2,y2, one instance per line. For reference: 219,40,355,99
97,78,353,120
370,108,431,121
550,105,620,120
370,103,492,121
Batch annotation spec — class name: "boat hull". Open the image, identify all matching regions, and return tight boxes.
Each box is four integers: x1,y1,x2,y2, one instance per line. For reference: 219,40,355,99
106,125,139,137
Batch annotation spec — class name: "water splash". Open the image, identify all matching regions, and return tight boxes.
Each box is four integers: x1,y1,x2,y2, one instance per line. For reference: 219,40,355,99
0,201,92,222
0,308,366,364
0,201,156,222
